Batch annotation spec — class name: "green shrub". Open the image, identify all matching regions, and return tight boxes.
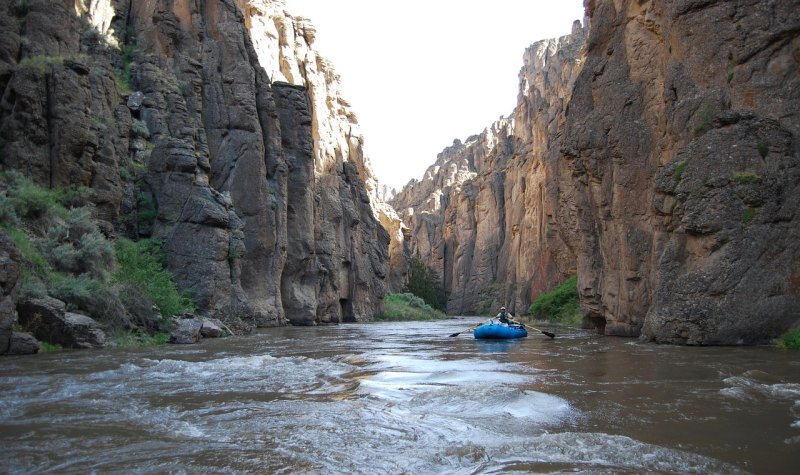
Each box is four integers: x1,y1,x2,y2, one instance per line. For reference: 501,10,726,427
137,192,157,225
529,275,581,323
8,179,66,219
131,119,150,137
404,257,448,311
757,139,769,158
114,238,195,318
2,172,91,220
38,207,114,279
3,224,52,280
376,293,447,321
776,329,800,350
50,273,105,303
57,185,92,208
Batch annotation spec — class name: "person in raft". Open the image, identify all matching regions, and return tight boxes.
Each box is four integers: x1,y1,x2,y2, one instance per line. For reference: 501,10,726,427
496,306,514,324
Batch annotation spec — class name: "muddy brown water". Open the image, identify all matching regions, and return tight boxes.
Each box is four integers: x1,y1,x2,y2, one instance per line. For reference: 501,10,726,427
1,318,798,474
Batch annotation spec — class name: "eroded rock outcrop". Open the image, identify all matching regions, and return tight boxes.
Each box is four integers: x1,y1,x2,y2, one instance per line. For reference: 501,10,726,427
17,296,106,349
561,0,800,343
391,22,587,316
0,0,389,330
393,1,800,344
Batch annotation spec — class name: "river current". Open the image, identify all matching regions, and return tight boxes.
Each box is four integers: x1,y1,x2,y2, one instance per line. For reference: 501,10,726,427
1,318,799,474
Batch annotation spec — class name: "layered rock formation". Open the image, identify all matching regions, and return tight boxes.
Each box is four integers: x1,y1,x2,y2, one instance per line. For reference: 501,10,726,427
0,0,389,327
391,22,587,316
563,0,800,343
393,1,800,344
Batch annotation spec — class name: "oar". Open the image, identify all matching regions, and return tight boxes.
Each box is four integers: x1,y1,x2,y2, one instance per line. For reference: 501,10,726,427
520,322,555,338
449,321,486,337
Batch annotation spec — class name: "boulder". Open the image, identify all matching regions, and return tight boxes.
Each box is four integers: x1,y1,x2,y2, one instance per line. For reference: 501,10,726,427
7,332,40,355
17,296,106,349
200,319,224,338
169,318,203,344
63,312,107,349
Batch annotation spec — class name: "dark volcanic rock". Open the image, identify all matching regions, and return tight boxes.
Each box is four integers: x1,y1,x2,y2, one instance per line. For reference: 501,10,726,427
0,0,390,334
0,230,22,355
17,296,106,349
8,332,40,355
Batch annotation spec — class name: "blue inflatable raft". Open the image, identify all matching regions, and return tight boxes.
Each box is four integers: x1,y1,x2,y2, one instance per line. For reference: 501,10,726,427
473,321,528,339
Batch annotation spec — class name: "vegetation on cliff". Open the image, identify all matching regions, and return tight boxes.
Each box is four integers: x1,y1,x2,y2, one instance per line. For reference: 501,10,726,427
376,293,447,321
404,257,448,311
0,171,193,345
529,275,581,323
777,329,800,350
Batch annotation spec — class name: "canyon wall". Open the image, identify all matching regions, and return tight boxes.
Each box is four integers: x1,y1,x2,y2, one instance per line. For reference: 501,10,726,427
0,0,389,327
393,1,800,344
562,0,800,343
391,21,587,316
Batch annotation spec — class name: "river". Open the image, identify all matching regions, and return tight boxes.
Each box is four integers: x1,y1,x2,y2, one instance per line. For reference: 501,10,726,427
1,318,799,474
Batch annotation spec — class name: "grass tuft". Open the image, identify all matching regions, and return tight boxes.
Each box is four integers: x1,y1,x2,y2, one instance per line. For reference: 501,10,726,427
732,172,761,184
39,341,62,353
376,293,448,321
742,207,756,224
674,160,689,183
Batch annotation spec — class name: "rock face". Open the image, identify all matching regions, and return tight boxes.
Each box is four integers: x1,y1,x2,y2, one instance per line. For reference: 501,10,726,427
391,23,587,316
17,296,106,349
561,0,800,343
393,2,800,344
0,230,22,354
0,0,389,327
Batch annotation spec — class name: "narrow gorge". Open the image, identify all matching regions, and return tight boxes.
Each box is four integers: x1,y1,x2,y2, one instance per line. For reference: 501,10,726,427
1,0,799,355
391,1,800,345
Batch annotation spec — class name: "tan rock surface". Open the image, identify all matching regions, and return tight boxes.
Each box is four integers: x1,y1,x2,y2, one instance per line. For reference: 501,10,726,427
393,1,800,344
391,24,587,316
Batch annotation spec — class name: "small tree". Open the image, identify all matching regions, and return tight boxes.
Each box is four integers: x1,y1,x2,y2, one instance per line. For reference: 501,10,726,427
404,256,448,311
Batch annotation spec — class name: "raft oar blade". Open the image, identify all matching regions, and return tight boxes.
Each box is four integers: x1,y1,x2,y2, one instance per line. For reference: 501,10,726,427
521,323,555,339
449,322,486,338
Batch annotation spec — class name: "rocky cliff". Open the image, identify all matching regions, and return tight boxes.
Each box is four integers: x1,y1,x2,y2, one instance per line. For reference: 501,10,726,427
563,0,800,343
393,1,800,344
391,22,587,316
0,0,389,332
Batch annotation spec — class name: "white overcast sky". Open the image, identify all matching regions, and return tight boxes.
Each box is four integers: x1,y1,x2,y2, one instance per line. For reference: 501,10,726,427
285,0,586,191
